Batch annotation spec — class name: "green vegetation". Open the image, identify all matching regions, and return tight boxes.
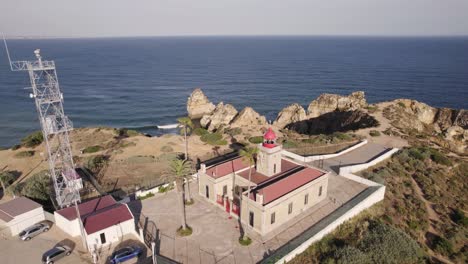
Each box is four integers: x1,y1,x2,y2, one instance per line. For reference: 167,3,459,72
158,184,174,193
290,218,425,264
369,130,381,137
177,225,193,236
282,139,298,148
86,155,108,174
115,128,140,137
193,127,209,136
137,192,155,200
358,147,467,261
82,145,103,153
0,171,15,192
11,144,21,150
397,101,406,108
160,145,174,152
248,136,263,144
365,105,379,113
200,132,227,145
238,236,252,246
20,131,43,148
20,171,52,202
14,150,35,158
225,127,242,136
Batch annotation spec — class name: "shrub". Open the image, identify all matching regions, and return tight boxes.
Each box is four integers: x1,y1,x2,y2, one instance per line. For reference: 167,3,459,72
193,127,209,136
433,236,453,256
82,145,103,153
249,136,263,144
177,226,192,236
408,148,425,161
225,127,242,136
333,246,370,264
332,132,352,141
21,171,51,202
451,209,468,227
160,145,174,152
115,128,140,137
200,132,227,145
397,101,406,108
429,150,451,166
138,192,155,200
11,144,21,150
239,236,252,246
369,130,381,137
159,184,174,193
366,105,379,113
358,221,424,263
20,131,43,148
282,140,298,149
14,150,35,158
86,155,108,174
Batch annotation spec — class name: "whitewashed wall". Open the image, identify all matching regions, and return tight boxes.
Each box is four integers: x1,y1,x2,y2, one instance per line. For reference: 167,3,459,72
54,212,81,237
86,219,137,251
7,207,46,235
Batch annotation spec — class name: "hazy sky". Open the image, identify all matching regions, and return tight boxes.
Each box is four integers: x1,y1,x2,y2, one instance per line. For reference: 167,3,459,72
1,0,468,37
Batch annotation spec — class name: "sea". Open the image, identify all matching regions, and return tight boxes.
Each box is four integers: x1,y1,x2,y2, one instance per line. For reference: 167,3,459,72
0,36,467,148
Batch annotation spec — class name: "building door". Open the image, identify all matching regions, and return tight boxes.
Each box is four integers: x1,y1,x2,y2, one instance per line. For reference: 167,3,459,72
205,185,209,199
100,233,106,244
249,211,254,227
225,199,230,213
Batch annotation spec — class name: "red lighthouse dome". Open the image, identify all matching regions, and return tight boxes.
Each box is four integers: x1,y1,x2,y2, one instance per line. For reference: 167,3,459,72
263,127,277,148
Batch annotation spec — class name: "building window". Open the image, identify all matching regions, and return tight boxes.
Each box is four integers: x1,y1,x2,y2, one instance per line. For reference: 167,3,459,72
271,212,276,224
100,233,106,244
205,185,209,199
288,202,293,214
223,185,227,196
249,211,254,227
319,186,323,197
304,194,309,205
273,164,276,174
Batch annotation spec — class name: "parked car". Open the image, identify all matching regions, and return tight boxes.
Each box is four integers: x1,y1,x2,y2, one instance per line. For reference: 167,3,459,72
19,222,51,241
109,246,142,264
41,245,71,264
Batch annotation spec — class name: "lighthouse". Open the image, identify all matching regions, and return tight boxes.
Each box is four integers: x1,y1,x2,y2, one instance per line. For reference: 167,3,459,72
256,127,282,176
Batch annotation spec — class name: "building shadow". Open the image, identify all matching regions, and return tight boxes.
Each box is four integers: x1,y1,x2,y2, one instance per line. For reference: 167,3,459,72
53,238,76,252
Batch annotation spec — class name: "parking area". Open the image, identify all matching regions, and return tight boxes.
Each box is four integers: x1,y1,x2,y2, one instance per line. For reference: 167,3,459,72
0,225,89,264
128,174,367,264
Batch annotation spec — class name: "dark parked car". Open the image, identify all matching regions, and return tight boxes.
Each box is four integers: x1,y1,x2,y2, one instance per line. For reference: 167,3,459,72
110,246,142,264
42,245,71,264
19,222,51,241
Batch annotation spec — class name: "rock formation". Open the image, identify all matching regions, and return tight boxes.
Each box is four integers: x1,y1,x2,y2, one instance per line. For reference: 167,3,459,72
274,103,307,129
307,91,367,118
187,88,215,119
231,107,267,127
200,102,238,131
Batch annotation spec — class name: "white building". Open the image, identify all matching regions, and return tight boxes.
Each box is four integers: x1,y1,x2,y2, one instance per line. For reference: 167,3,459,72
54,195,136,251
0,197,46,236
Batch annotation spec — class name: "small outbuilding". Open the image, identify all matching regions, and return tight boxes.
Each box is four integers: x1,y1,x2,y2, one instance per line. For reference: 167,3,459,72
0,197,46,236
54,195,136,251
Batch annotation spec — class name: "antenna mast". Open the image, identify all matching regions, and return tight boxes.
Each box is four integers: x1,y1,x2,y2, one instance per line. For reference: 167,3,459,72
5,44,82,208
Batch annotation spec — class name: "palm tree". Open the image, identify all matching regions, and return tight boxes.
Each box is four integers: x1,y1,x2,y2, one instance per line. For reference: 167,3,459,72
239,146,259,241
170,158,192,231
177,117,194,161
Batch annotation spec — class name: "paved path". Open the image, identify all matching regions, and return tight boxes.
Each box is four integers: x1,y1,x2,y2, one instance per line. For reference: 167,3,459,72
319,142,388,173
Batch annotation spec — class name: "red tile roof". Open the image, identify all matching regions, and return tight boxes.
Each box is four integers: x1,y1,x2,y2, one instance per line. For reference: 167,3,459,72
237,159,300,184
206,157,249,179
0,197,42,223
56,195,134,234
256,167,325,205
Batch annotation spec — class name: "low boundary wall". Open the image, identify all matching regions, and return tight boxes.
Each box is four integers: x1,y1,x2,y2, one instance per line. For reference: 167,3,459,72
135,173,198,199
263,147,398,264
282,140,368,162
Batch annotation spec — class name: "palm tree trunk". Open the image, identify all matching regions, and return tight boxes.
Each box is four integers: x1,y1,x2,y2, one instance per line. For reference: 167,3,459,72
176,180,187,229
186,177,192,202
243,164,253,240
184,125,188,160
0,179,5,193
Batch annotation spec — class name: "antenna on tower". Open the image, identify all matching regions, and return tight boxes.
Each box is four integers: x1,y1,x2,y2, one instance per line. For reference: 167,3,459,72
2,33,14,71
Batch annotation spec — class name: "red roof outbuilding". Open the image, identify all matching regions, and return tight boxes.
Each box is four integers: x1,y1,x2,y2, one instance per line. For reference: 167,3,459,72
56,195,134,235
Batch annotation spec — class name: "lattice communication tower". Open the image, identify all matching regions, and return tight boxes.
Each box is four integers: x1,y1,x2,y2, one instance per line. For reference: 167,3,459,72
5,44,82,208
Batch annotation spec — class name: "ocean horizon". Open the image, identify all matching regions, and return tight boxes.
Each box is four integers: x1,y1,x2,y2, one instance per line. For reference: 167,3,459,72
1,36,467,148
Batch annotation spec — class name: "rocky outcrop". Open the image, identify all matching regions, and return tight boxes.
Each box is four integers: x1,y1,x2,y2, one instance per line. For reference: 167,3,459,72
434,108,468,130
187,88,215,119
396,99,437,125
200,102,238,131
307,91,367,118
231,107,267,127
286,110,379,135
274,103,307,129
